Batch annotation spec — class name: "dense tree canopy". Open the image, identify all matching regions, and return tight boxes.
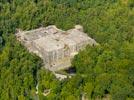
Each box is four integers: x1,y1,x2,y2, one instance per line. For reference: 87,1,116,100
0,0,134,100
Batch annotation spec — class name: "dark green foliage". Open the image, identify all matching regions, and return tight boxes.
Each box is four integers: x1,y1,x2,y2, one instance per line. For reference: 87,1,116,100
0,0,134,100
0,35,42,99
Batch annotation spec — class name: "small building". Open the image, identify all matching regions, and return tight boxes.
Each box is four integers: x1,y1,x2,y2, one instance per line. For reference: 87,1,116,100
16,25,97,71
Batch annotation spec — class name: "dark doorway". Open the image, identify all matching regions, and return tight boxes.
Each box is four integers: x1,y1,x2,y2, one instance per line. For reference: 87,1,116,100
64,67,76,74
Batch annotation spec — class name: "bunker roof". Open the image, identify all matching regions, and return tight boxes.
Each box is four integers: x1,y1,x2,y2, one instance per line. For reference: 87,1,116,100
16,25,96,52
34,36,64,52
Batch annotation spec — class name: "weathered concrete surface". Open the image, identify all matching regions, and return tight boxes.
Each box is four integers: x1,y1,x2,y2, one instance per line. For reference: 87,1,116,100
16,25,98,71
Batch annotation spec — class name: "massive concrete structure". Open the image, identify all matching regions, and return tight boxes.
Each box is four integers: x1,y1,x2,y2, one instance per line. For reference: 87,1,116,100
16,25,97,71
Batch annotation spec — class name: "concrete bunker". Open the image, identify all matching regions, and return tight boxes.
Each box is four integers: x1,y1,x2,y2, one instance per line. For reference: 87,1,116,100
16,25,98,71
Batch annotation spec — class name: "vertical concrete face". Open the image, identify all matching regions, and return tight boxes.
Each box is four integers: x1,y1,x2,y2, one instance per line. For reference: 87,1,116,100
16,25,98,71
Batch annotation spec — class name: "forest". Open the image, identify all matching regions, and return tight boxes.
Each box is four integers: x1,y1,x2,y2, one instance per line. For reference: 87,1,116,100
0,0,134,100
